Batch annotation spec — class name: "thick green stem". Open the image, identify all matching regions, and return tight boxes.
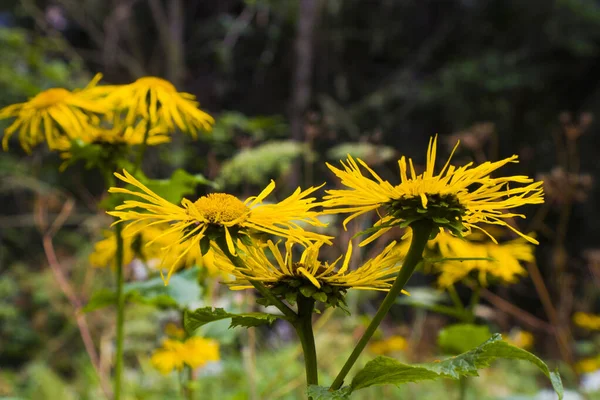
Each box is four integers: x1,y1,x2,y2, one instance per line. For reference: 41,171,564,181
329,220,433,390
466,286,480,323
114,222,125,400
294,296,318,387
459,376,468,400
214,237,297,321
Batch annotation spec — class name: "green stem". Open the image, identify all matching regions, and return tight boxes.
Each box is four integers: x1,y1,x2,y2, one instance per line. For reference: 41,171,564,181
294,296,318,387
114,222,125,400
459,376,468,400
466,286,480,323
329,220,433,390
447,284,465,311
214,237,297,321
186,366,194,400
131,126,150,175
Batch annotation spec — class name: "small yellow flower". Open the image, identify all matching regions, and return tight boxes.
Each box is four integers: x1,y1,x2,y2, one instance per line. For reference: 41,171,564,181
323,136,544,245
164,323,186,340
103,76,214,137
150,337,220,375
504,330,534,350
0,75,108,152
573,312,600,331
576,356,600,373
404,230,533,287
214,239,407,307
369,335,408,355
108,170,331,282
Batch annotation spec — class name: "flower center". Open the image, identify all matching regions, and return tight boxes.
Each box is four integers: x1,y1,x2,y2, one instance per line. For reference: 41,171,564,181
193,193,249,224
135,77,176,92
29,88,70,109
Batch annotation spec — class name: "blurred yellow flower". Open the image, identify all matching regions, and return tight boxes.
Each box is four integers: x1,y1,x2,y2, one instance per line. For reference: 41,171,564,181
576,356,600,373
573,312,600,331
55,120,170,156
89,223,218,276
0,75,108,152
150,336,219,375
368,335,408,355
504,330,534,350
322,136,544,246
103,76,214,137
108,170,331,282
214,239,407,293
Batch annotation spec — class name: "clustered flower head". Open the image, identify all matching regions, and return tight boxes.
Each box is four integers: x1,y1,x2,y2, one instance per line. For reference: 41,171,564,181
213,239,406,309
107,169,331,283
322,136,544,245
150,336,220,375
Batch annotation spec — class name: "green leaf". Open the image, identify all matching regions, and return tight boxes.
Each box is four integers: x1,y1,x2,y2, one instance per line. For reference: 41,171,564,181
306,385,351,400
437,324,492,355
81,289,116,313
184,307,280,333
82,267,201,312
350,334,563,399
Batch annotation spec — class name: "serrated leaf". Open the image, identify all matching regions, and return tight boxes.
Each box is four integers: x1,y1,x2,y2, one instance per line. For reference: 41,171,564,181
184,307,280,333
438,324,492,355
350,334,563,399
306,385,351,400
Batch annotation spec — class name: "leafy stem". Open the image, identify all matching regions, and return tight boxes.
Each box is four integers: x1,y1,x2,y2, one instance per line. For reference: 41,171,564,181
329,219,433,390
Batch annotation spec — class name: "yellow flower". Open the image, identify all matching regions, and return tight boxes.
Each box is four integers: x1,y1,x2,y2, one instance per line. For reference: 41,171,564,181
214,239,407,308
421,231,532,287
164,323,186,339
573,312,600,331
504,330,534,350
150,336,220,375
0,75,108,152
323,136,544,245
103,76,214,137
107,170,331,282
576,356,600,373
89,223,218,276
369,335,407,355
56,120,170,153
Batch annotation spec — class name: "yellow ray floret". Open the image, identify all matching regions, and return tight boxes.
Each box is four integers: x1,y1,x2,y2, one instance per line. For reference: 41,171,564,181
150,336,219,375
573,312,600,331
0,75,108,152
323,136,544,245
107,170,331,282
102,76,214,137
214,239,407,293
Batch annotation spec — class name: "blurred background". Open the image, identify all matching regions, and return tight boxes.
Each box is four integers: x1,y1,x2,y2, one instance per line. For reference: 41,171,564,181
1,0,600,399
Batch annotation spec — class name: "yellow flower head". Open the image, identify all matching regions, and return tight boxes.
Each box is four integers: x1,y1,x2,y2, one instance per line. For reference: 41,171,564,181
107,170,331,282
573,312,600,331
214,239,406,308
103,76,214,137
89,223,219,276
150,336,220,375
425,231,533,287
323,136,544,245
0,75,108,152
368,335,408,355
